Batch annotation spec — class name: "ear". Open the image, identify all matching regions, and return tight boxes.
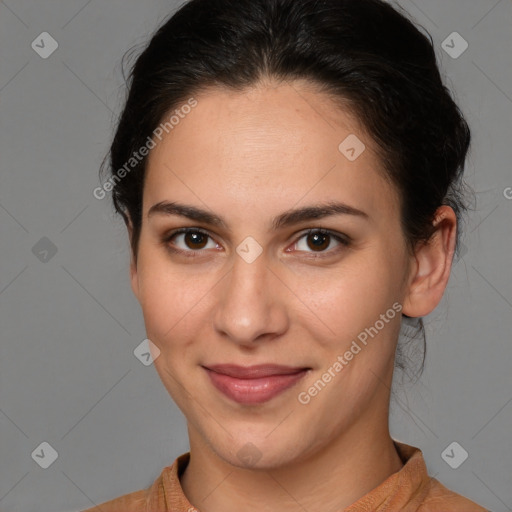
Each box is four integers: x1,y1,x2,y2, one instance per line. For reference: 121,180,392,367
126,214,140,301
402,205,457,318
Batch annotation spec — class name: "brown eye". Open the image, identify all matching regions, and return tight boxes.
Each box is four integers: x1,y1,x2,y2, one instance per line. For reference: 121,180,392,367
182,231,209,249
164,228,217,254
294,229,349,255
306,231,330,251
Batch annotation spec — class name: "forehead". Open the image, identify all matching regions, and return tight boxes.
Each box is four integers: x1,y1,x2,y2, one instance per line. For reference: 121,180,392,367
143,81,399,223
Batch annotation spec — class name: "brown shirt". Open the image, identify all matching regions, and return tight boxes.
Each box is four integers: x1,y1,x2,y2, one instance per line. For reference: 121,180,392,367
81,441,490,512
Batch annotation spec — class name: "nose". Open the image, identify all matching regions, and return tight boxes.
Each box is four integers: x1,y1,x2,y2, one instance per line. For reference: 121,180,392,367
212,251,289,347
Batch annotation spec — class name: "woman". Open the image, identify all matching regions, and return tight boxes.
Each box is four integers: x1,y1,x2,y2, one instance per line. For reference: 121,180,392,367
83,0,490,510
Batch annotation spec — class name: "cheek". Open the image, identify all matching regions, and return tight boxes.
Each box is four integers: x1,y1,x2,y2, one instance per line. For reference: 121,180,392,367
298,257,395,337
136,256,224,368
295,255,403,395
136,251,194,342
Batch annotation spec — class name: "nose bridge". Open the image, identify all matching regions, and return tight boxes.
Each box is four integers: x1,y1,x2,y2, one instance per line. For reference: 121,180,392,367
213,248,287,344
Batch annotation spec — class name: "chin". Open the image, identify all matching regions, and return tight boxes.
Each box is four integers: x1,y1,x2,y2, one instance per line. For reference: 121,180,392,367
210,431,304,470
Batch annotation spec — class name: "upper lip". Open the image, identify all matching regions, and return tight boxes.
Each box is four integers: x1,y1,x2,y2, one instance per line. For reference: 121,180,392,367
204,364,309,379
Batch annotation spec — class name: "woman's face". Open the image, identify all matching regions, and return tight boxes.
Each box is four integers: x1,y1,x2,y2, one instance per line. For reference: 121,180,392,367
130,80,414,468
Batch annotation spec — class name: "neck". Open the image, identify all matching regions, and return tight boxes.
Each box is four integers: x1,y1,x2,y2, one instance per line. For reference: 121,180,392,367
180,421,403,511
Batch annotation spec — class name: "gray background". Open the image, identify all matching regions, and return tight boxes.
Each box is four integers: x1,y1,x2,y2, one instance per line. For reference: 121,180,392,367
0,0,511,511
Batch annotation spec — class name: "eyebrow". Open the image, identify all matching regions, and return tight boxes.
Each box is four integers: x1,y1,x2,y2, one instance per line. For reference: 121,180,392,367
147,200,369,231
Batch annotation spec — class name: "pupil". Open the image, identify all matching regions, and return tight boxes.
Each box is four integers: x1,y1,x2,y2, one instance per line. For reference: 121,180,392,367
309,233,328,251
186,232,207,249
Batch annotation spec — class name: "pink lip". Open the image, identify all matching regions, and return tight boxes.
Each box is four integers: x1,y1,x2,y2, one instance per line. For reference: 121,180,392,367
203,364,310,404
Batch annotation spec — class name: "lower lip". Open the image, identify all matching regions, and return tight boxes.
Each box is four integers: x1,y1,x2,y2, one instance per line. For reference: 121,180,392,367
204,368,309,405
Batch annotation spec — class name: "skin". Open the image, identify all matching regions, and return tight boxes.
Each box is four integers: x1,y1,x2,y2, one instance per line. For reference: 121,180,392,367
127,78,457,511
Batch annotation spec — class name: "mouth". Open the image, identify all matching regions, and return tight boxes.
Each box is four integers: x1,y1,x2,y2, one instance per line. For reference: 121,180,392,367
202,364,311,405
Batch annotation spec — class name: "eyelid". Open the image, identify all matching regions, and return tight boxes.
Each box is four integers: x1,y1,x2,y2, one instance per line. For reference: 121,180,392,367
162,226,351,257
162,227,219,255
300,228,351,245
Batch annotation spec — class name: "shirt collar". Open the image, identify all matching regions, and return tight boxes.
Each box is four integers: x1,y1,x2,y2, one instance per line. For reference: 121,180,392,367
151,440,434,511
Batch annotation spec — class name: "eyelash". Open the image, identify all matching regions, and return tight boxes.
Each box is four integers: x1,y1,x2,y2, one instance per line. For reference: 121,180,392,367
162,227,351,259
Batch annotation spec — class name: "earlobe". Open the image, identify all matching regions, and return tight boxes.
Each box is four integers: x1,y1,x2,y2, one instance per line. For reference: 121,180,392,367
401,206,457,318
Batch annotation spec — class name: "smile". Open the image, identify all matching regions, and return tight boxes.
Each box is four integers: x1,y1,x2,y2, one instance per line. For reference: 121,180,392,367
203,364,310,405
